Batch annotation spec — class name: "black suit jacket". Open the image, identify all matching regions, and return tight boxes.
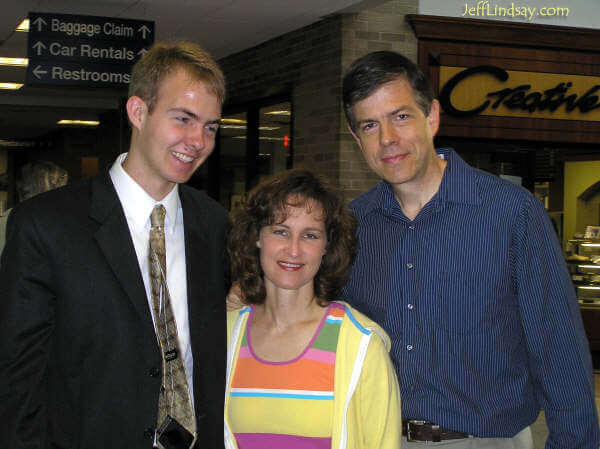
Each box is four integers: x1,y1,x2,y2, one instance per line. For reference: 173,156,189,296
0,172,227,449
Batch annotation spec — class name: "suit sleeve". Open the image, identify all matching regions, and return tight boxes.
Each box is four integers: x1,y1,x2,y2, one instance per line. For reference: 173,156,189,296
514,195,600,449
223,228,232,293
357,334,402,449
0,206,55,448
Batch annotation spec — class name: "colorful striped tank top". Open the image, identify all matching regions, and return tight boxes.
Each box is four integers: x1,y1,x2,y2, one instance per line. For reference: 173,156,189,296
229,302,346,449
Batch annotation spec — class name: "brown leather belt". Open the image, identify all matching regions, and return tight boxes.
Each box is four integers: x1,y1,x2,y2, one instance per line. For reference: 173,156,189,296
403,420,471,442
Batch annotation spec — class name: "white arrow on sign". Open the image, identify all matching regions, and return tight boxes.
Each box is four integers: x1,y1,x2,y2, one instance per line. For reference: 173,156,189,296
138,25,151,39
32,41,47,56
137,48,148,57
33,65,48,79
32,17,47,32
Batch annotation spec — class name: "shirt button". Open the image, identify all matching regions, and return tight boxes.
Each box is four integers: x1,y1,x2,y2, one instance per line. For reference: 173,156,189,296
409,225,415,230
407,263,413,269
407,303,414,310
407,344,413,351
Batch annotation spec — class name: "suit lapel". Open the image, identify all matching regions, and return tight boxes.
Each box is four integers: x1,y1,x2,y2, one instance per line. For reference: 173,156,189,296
180,187,213,414
180,186,228,427
180,186,211,327
89,172,153,325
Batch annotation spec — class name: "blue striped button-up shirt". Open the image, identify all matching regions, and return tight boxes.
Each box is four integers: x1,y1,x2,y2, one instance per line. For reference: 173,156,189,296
343,148,599,448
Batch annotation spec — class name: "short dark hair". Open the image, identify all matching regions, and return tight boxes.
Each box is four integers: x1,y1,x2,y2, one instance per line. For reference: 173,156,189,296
129,41,225,113
227,169,358,306
343,51,434,132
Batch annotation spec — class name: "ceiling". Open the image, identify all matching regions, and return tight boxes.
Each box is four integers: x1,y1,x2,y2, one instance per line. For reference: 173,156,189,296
0,0,373,142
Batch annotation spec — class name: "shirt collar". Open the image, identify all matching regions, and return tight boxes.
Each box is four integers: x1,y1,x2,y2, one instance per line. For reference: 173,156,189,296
376,147,481,215
109,153,180,233
435,147,481,207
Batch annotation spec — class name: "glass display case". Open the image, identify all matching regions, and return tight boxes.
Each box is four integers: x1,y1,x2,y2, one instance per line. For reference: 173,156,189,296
567,239,600,307
566,238,600,352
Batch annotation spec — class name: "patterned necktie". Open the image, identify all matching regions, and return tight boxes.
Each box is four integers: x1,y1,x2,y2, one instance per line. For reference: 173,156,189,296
149,205,197,442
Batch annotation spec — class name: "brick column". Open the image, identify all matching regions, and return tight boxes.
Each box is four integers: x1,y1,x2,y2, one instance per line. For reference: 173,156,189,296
218,0,418,201
339,0,418,201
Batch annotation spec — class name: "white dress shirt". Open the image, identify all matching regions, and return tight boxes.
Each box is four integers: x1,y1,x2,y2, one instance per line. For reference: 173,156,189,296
109,153,194,401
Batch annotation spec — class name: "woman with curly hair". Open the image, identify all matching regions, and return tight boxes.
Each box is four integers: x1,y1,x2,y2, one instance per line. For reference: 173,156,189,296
224,169,400,449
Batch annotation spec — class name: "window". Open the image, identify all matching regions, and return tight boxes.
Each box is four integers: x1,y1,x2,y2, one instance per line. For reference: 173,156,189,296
216,98,292,210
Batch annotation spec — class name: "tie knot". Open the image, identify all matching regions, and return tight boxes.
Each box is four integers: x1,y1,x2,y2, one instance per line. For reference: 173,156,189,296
150,204,166,228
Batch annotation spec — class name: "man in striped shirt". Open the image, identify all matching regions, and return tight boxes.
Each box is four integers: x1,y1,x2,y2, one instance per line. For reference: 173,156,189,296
341,51,599,449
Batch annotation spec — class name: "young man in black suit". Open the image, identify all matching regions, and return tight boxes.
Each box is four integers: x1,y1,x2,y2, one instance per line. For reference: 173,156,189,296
0,41,228,449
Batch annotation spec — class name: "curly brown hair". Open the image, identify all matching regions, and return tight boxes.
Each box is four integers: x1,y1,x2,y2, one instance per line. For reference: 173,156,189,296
227,169,358,306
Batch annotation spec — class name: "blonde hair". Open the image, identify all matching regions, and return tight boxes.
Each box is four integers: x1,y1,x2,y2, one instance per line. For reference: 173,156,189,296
129,41,226,112
17,161,68,201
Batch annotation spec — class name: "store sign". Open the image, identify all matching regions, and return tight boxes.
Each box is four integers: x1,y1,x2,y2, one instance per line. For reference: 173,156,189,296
439,66,600,122
26,12,154,88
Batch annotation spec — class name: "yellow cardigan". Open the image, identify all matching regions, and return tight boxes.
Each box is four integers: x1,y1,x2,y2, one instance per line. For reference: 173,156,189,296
224,301,401,449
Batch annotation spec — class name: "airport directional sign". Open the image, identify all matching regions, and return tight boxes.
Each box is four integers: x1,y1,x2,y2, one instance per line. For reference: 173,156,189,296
28,61,134,88
29,38,149,64
26,12,154,88
28,12,154,44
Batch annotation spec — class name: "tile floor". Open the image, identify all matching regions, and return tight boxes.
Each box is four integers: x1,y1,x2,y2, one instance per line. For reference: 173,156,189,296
530,373,600,448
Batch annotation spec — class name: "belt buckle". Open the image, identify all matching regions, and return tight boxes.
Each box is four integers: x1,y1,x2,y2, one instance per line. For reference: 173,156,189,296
405,420,426,442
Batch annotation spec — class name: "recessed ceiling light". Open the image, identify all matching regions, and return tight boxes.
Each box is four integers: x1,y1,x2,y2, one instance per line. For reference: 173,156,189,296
220,125,280,131
0,139,35,147
57,120,100,126
0,57,28,67
233,136,285,141
0,83,23,90
220,125,246,129
221,118,247,124
16,19,29,32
